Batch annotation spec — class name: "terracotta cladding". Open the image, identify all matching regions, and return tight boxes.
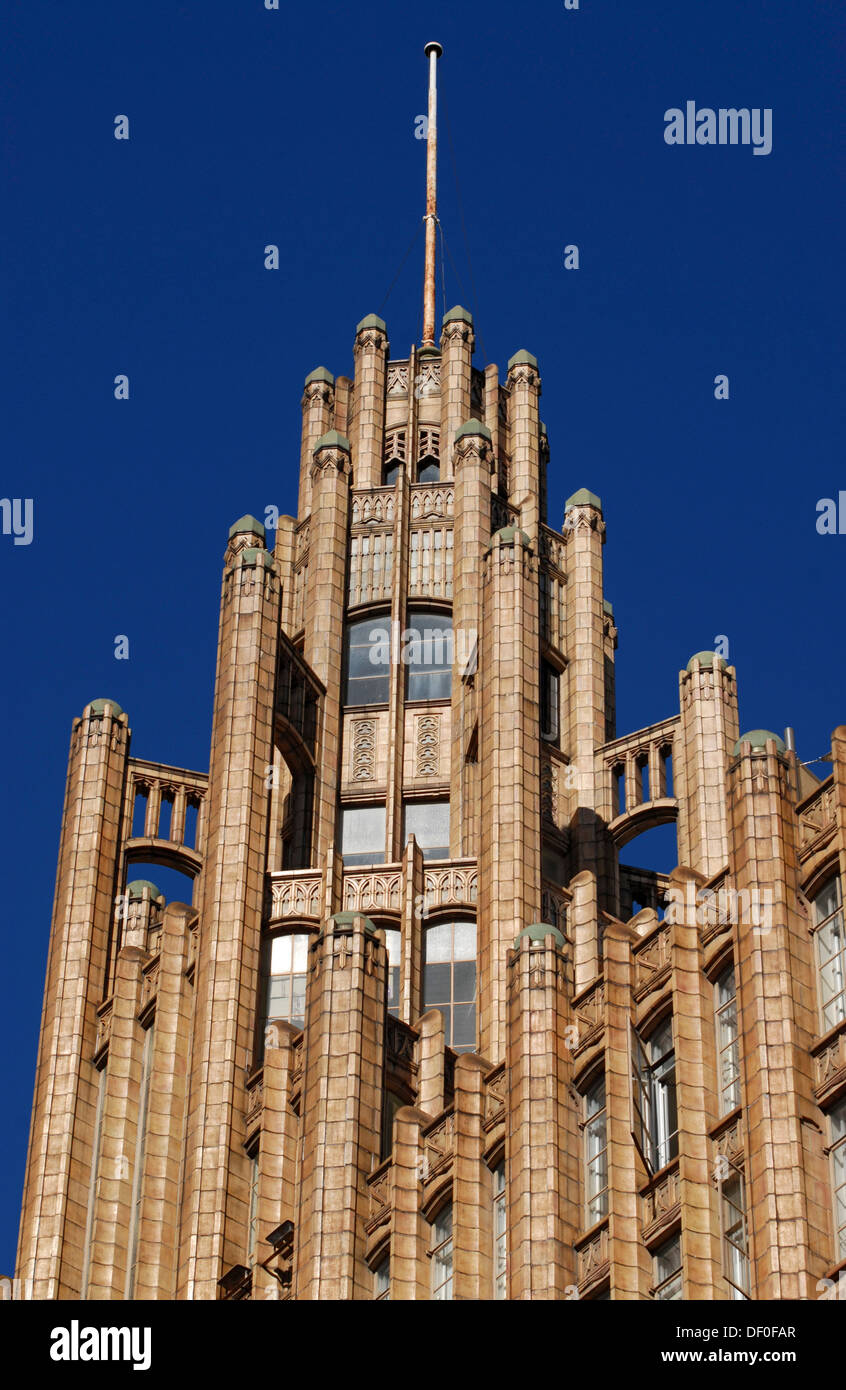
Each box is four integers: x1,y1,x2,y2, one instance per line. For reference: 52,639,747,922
15,337,846,1303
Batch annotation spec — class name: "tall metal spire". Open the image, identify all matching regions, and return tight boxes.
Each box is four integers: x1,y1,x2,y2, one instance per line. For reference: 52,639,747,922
422,41,443,346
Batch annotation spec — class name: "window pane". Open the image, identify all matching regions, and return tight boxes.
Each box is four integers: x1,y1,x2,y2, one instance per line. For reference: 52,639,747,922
453,960,476,1004
270,935,292,973
403,801,450,859
453,920,476,959
814,878,841,924
452,1002,476,1047
340,806,386,864
424,962,451,1006
425,923,453,963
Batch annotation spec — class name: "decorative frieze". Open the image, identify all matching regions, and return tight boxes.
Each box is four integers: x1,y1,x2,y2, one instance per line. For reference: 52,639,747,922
415,714,440,777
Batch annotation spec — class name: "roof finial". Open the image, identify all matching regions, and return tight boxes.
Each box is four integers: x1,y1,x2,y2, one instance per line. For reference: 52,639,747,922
422,42,443,347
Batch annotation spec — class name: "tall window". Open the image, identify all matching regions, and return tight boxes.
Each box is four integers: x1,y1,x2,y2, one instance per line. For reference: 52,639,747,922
404,613,452,700
345,617,390,706
383,927,401,1016
403,800,450,861
247,1151,260,1265
830,1095,846,1261
373,1255,390,1301
540,661,560,744
340,805,386,867
652,1233,683,1300
721,1171,751,1299
266,933,309,1030
632,1017,678,1172
813,877,846,1031
493,1161,507,1299
584,1075,609,1224
430,1203,454,1300
715,964,740,1114
423,920,476,1053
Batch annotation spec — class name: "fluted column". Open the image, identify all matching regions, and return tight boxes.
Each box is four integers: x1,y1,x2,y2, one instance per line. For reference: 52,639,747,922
16,698,130,1300
349,314,389,490
178,523,280,1299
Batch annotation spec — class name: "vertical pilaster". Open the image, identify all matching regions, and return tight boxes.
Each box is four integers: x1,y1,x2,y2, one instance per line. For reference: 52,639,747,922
728,732,829,1299
478,528,541,1059
452,1054,491,1299
17,698,129,1300
603,918,652,1298
303,432,351,865
390,1107,430,1300
506,925,578,1299
296,913,386,1300
178,524,280,1299
505,351,541,540
87,946,147,1299
677,654,739,875
298,368,335,519
440,307,475,476
350,315,389,490
251,1021,300,1302
450,419,493,859
134,904,196,1301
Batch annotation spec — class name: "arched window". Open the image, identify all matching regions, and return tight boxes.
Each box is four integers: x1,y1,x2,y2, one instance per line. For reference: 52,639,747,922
403,612,452,700
344,616,391,706
423,919,476,1052
417,427,440,483
265,933,310,1031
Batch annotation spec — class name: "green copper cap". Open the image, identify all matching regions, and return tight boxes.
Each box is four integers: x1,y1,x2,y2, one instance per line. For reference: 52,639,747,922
454,417,492,442
239,547,275,569
686,651,726,673
442,305,474,326
486,525,532,551
565,488,603,512
126,880,164,902
313,430,351,455
603,600,614,618
515,923,567,949
732,730,786,757
228,515,266,541
355,313,387,334
304,366,335,386
87,698,124,718
539,421,548,436
330,910,378,934
507,349,538,370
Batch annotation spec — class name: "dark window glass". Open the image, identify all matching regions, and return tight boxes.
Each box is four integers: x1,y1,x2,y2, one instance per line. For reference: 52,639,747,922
423,920,476,1053
404,613,452,701
345,618,391,706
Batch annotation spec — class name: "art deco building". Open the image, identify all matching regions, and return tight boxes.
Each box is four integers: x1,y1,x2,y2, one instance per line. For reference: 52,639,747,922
14,48,846,1304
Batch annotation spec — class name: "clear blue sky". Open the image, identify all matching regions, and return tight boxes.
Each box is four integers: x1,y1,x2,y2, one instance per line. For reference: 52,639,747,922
1,0,843,1270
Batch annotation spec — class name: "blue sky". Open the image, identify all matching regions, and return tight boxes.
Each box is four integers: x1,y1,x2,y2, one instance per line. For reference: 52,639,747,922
1,0,843,1269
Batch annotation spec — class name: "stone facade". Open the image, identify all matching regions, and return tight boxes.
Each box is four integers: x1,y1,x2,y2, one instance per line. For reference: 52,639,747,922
14,312,846,1301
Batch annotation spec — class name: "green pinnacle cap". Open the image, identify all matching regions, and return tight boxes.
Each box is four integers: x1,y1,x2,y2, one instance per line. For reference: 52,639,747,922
603,600,614,618
304,366,335,386
539,421,548,436
486,525,532,551
88,698,124,718
331,910,378,935
313,430,351,455
686,651,726,672
454,417,491,442
733,730,786,756
507,349,538,370
442,305,474,325
515,923,567,949
565,488,603,512
126,880,164,902
228,515,266,541
239,547,275,569
355,313,387,334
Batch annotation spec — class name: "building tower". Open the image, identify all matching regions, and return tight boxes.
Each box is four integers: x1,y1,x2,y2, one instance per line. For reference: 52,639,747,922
14,47,846,1302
